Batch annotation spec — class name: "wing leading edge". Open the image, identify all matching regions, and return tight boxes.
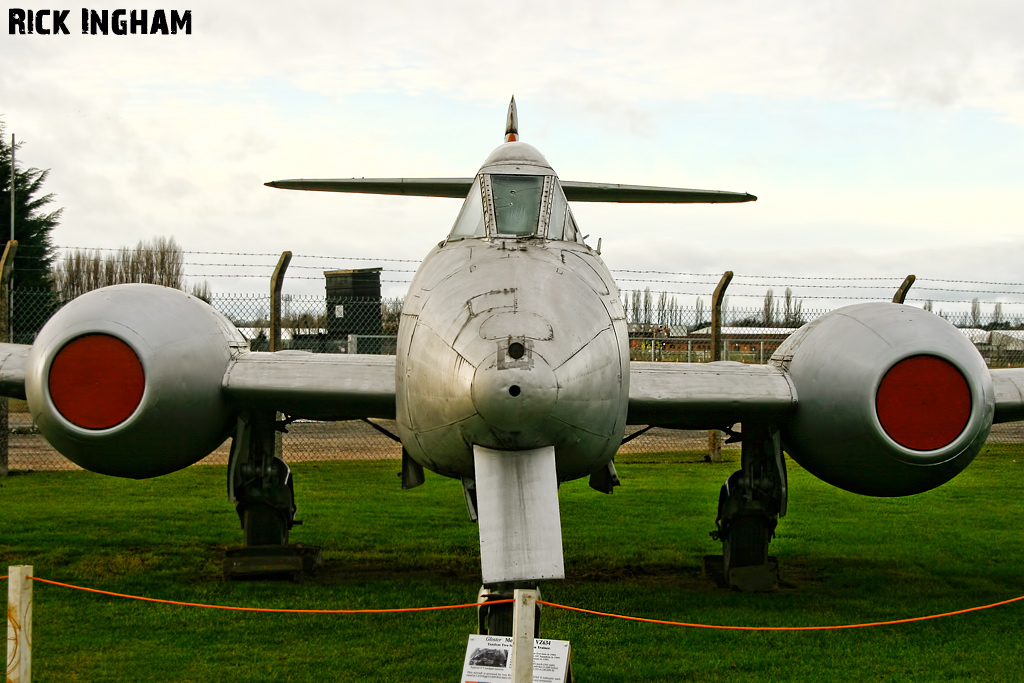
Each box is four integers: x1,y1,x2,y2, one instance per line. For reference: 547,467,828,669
630,363,1024,430
627,361,797,429
991,367,1024,423
8,339,1023,439
0,343,29,400
222,351,396,421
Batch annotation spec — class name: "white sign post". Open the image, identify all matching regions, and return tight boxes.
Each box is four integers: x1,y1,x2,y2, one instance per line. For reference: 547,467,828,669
511,589,537,683
7,565,33,683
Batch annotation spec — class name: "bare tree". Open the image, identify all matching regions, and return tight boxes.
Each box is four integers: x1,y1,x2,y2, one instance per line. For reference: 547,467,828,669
51,236,209,301
382,298,403,335
190,280,212,303
657,290,668,326
629,290,641,326
642,287,653,332
762,289,777,326
783,287,804,327
664,295,682,331
971,298,981,328
923,300,934,313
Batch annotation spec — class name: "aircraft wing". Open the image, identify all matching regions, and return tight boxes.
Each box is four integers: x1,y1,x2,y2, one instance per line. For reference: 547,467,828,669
222,351,396,421
627,361,796,429
0,343,29,400
265,178,756,203
629,362,1024,430
229,353,1021,431
7,330,1024,431
991,367,1024,423
0,342,396,421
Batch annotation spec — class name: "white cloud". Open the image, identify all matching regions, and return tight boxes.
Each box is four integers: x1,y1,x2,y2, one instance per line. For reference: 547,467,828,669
2,0,1023,307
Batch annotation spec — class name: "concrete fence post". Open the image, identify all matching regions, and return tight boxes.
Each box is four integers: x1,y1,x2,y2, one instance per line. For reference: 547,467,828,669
7,565,33,683
270,252,292,459
893,274,916,304
708,271,733,463
269,251,292,353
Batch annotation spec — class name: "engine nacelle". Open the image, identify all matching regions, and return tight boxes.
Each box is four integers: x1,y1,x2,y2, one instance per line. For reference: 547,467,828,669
25,284,247,478
773,303,993,496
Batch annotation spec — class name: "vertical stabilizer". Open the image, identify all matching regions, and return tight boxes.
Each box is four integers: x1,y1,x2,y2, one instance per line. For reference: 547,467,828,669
504,96,518,143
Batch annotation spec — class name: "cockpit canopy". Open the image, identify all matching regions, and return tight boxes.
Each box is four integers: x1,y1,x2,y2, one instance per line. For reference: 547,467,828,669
447,173,583,243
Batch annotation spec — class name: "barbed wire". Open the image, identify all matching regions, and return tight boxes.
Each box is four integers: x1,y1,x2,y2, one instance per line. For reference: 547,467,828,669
613,270,903,281
55,246,421,263
35,245,1024,305
183,262,420,273
615,279,1024,298
617,279,901,289
50,246,1024,285
182,274,414,284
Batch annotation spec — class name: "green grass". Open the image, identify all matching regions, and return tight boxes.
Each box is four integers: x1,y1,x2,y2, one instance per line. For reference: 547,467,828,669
3,446,1024,681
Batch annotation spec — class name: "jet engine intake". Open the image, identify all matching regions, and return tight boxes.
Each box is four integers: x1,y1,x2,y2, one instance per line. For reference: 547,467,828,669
25,284,246,478
772,303,993,496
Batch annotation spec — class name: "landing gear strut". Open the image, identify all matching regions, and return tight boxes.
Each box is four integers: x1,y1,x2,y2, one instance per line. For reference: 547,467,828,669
711,423,787,591
228,410,296,546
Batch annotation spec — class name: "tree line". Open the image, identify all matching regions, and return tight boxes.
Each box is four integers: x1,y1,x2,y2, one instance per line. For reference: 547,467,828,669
50,236,211,302
624,287,805,334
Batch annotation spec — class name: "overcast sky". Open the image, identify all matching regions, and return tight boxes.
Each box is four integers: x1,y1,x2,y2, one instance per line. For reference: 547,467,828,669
4,0,1024,312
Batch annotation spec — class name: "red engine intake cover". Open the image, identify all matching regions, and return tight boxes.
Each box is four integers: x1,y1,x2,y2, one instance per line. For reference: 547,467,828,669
49,334,146,430
876,355,971,451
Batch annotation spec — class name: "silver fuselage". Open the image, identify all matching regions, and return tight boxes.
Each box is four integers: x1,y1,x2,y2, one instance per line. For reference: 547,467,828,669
395,143,630,482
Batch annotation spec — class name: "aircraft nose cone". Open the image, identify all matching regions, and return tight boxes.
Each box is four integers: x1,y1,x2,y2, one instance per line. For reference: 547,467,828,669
472,343,557,438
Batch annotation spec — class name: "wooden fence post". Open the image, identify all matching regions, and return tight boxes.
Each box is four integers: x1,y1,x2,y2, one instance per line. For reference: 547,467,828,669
7,565,33,683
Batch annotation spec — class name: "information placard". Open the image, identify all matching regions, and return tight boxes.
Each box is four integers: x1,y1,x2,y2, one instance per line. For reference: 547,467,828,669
461,635,570,683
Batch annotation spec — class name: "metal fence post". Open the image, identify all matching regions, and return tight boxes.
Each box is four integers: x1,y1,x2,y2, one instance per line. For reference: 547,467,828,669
0,240,18,477
7,565,33,683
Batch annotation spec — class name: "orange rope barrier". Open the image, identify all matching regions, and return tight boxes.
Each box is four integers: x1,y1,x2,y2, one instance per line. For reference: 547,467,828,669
27,576,510,614
7,574,1021,630
537,595,1024,631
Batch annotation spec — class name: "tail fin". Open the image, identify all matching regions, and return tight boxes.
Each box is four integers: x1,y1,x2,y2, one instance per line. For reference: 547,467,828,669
504,96,518,143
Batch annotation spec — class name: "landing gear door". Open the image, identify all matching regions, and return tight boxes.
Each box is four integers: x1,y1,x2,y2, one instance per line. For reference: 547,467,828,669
473,445,565,584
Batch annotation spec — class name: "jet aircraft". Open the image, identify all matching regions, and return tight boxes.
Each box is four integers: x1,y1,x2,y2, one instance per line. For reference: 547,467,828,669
3,99,1024,632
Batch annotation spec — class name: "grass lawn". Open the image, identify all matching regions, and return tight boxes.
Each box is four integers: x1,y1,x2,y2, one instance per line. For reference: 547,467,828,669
3,445,1024,681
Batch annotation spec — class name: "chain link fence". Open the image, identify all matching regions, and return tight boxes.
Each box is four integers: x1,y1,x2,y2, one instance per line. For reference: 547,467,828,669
7,287,1024,471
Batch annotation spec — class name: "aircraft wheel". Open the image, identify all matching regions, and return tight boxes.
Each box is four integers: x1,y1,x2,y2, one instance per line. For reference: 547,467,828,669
486,602,514,636
482,601,542,637
242,503,289,546
724,515,769,570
